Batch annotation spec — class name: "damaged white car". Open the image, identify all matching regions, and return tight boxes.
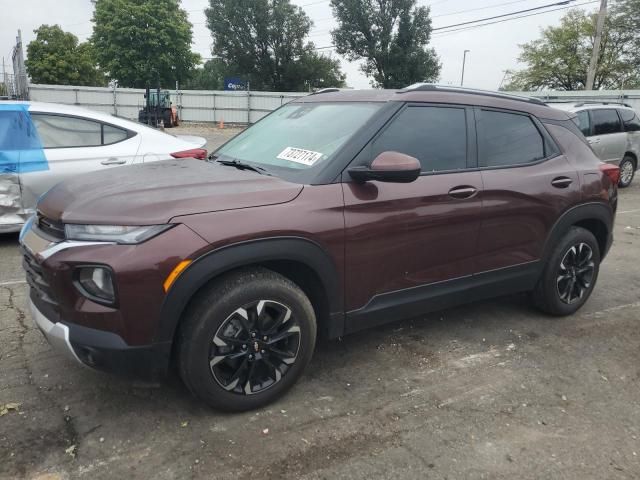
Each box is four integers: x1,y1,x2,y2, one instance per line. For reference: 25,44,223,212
0,102,207,233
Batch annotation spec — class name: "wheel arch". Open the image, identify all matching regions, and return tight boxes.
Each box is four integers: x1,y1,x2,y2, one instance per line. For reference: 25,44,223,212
542,202,613,264
155,237,344,348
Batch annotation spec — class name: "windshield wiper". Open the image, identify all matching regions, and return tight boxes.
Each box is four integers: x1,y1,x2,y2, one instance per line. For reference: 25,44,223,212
214,158,270,175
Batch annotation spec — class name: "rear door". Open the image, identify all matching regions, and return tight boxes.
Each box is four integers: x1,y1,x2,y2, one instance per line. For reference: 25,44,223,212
588,108,626,164
619,107,640,154
342,104,483,313
20,113,141,213
475,108,580,273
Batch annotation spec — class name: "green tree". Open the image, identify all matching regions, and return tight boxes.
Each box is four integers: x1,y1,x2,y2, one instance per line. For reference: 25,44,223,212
25,25,105,86
330,0,440,88
609,0,640,75
182,59,229,90
289,52,346,91
91,0,200,88
205,0,345,91
503,9,640,91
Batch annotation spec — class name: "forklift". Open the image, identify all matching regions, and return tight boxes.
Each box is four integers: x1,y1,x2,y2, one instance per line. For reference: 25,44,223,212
138,86,180,128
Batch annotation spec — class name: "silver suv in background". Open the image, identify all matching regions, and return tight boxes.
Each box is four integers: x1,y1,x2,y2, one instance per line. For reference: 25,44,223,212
553,102,640,187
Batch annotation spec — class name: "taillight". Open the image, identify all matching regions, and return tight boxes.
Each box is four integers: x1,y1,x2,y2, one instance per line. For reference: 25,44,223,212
600,163,620,184
170,148,208,160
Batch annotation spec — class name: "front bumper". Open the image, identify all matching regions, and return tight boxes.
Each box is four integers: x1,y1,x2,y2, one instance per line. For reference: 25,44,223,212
30,298,84,365
30,293,171,380
19,215,207,381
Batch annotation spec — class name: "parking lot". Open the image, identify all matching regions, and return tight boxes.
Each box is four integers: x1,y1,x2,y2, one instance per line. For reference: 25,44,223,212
1,124,639,479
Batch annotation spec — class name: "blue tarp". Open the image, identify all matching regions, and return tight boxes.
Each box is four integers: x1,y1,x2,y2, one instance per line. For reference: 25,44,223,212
0,103,48,174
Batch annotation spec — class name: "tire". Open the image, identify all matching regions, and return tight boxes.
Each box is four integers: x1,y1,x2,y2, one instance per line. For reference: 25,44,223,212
163,109,174,128
177,267,317,411
618,156,636,188
532,226,600,316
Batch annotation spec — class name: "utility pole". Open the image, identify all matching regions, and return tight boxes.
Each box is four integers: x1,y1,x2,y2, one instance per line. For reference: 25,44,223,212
586,0,607,90
460,50,470,87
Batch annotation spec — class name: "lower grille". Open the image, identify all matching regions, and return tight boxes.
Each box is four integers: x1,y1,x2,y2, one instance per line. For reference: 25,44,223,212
20,246,57,306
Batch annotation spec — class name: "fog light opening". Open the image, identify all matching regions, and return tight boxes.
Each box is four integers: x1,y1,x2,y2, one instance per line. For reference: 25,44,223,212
75,266,116,305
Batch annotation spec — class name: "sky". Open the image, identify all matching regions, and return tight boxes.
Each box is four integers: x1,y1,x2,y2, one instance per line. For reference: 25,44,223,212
0,0,601,91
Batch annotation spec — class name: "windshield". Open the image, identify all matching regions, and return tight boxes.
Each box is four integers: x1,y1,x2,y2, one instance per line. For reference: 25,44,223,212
214,102,381,176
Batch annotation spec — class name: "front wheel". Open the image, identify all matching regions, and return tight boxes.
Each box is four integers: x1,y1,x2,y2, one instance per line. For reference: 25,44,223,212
618,156,636,188
532,227,600,316
177,268,317,411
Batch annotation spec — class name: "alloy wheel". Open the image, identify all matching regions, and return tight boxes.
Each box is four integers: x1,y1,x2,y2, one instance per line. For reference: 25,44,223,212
209,300,301,395
556,243,595,305
620,160,634,186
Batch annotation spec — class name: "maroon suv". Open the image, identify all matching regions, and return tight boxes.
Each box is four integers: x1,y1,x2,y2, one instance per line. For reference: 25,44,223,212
20,85,619,411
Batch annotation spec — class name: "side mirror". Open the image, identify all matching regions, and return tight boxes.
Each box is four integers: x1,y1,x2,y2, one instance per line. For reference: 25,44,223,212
348,151,421,183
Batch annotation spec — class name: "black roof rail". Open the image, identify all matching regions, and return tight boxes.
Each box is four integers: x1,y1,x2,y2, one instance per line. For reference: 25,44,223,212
308,88,341,95
573,101,633,108
398,83,547,106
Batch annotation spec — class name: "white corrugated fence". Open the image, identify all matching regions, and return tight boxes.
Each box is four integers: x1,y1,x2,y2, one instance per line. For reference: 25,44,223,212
28,84,307,124
27,84,640,125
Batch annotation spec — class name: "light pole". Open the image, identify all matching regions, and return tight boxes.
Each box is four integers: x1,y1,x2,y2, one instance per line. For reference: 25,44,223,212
461,50,470,87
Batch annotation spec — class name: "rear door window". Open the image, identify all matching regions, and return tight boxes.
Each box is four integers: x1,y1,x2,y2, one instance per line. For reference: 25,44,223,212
370,106,468,172
619,109,640,132
477,110,545,167
31,114,130,148
591,109,622,135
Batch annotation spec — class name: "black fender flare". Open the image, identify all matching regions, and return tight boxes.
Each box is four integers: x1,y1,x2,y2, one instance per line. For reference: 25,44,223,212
154,236,343,344
541,202,614,263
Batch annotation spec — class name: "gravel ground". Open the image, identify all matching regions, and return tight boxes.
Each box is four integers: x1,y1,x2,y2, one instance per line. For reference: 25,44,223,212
1,124,639,479
171,123,243,153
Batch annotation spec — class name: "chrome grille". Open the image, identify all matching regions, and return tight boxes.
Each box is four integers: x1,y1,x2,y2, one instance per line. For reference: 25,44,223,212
37,214,65,240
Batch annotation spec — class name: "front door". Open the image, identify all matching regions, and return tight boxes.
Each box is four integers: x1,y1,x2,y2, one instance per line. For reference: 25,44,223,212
342,104,483,317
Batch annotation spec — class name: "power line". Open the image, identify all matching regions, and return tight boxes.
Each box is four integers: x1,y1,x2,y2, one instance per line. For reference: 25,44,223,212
433,0,531,18
433,0,577,31
432,0,597,36
300,0,329,6
314,0,596,48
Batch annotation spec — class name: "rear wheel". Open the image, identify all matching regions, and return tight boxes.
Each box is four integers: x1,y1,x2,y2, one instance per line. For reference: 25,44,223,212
618,156,635,188
533,227,600,316
163,109,174,128
177,268,316,411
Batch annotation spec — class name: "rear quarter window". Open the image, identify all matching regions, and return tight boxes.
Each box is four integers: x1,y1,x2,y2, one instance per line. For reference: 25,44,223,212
619,109,640,132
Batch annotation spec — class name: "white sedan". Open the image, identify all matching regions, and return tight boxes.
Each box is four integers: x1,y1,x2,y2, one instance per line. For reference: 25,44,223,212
0,101,207,233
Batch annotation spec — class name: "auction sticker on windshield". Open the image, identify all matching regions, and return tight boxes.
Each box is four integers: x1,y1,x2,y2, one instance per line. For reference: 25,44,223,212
277,147,323,166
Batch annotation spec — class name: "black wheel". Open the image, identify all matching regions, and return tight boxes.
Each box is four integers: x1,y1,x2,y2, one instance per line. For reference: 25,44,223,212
177,267,316,411
533,227,600,316
163,110,173,128
618,156,635,188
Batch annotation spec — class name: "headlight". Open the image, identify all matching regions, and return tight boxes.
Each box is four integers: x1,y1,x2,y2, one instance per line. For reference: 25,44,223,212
64,224,174,244
75,266,116,305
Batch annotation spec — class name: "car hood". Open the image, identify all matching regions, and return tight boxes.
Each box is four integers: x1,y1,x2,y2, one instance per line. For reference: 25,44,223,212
38,159,304,225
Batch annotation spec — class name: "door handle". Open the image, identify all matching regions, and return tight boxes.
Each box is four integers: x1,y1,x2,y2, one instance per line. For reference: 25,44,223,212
448,186,478,199
101,158,126,165
588,138,600,144
551,176,573,188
